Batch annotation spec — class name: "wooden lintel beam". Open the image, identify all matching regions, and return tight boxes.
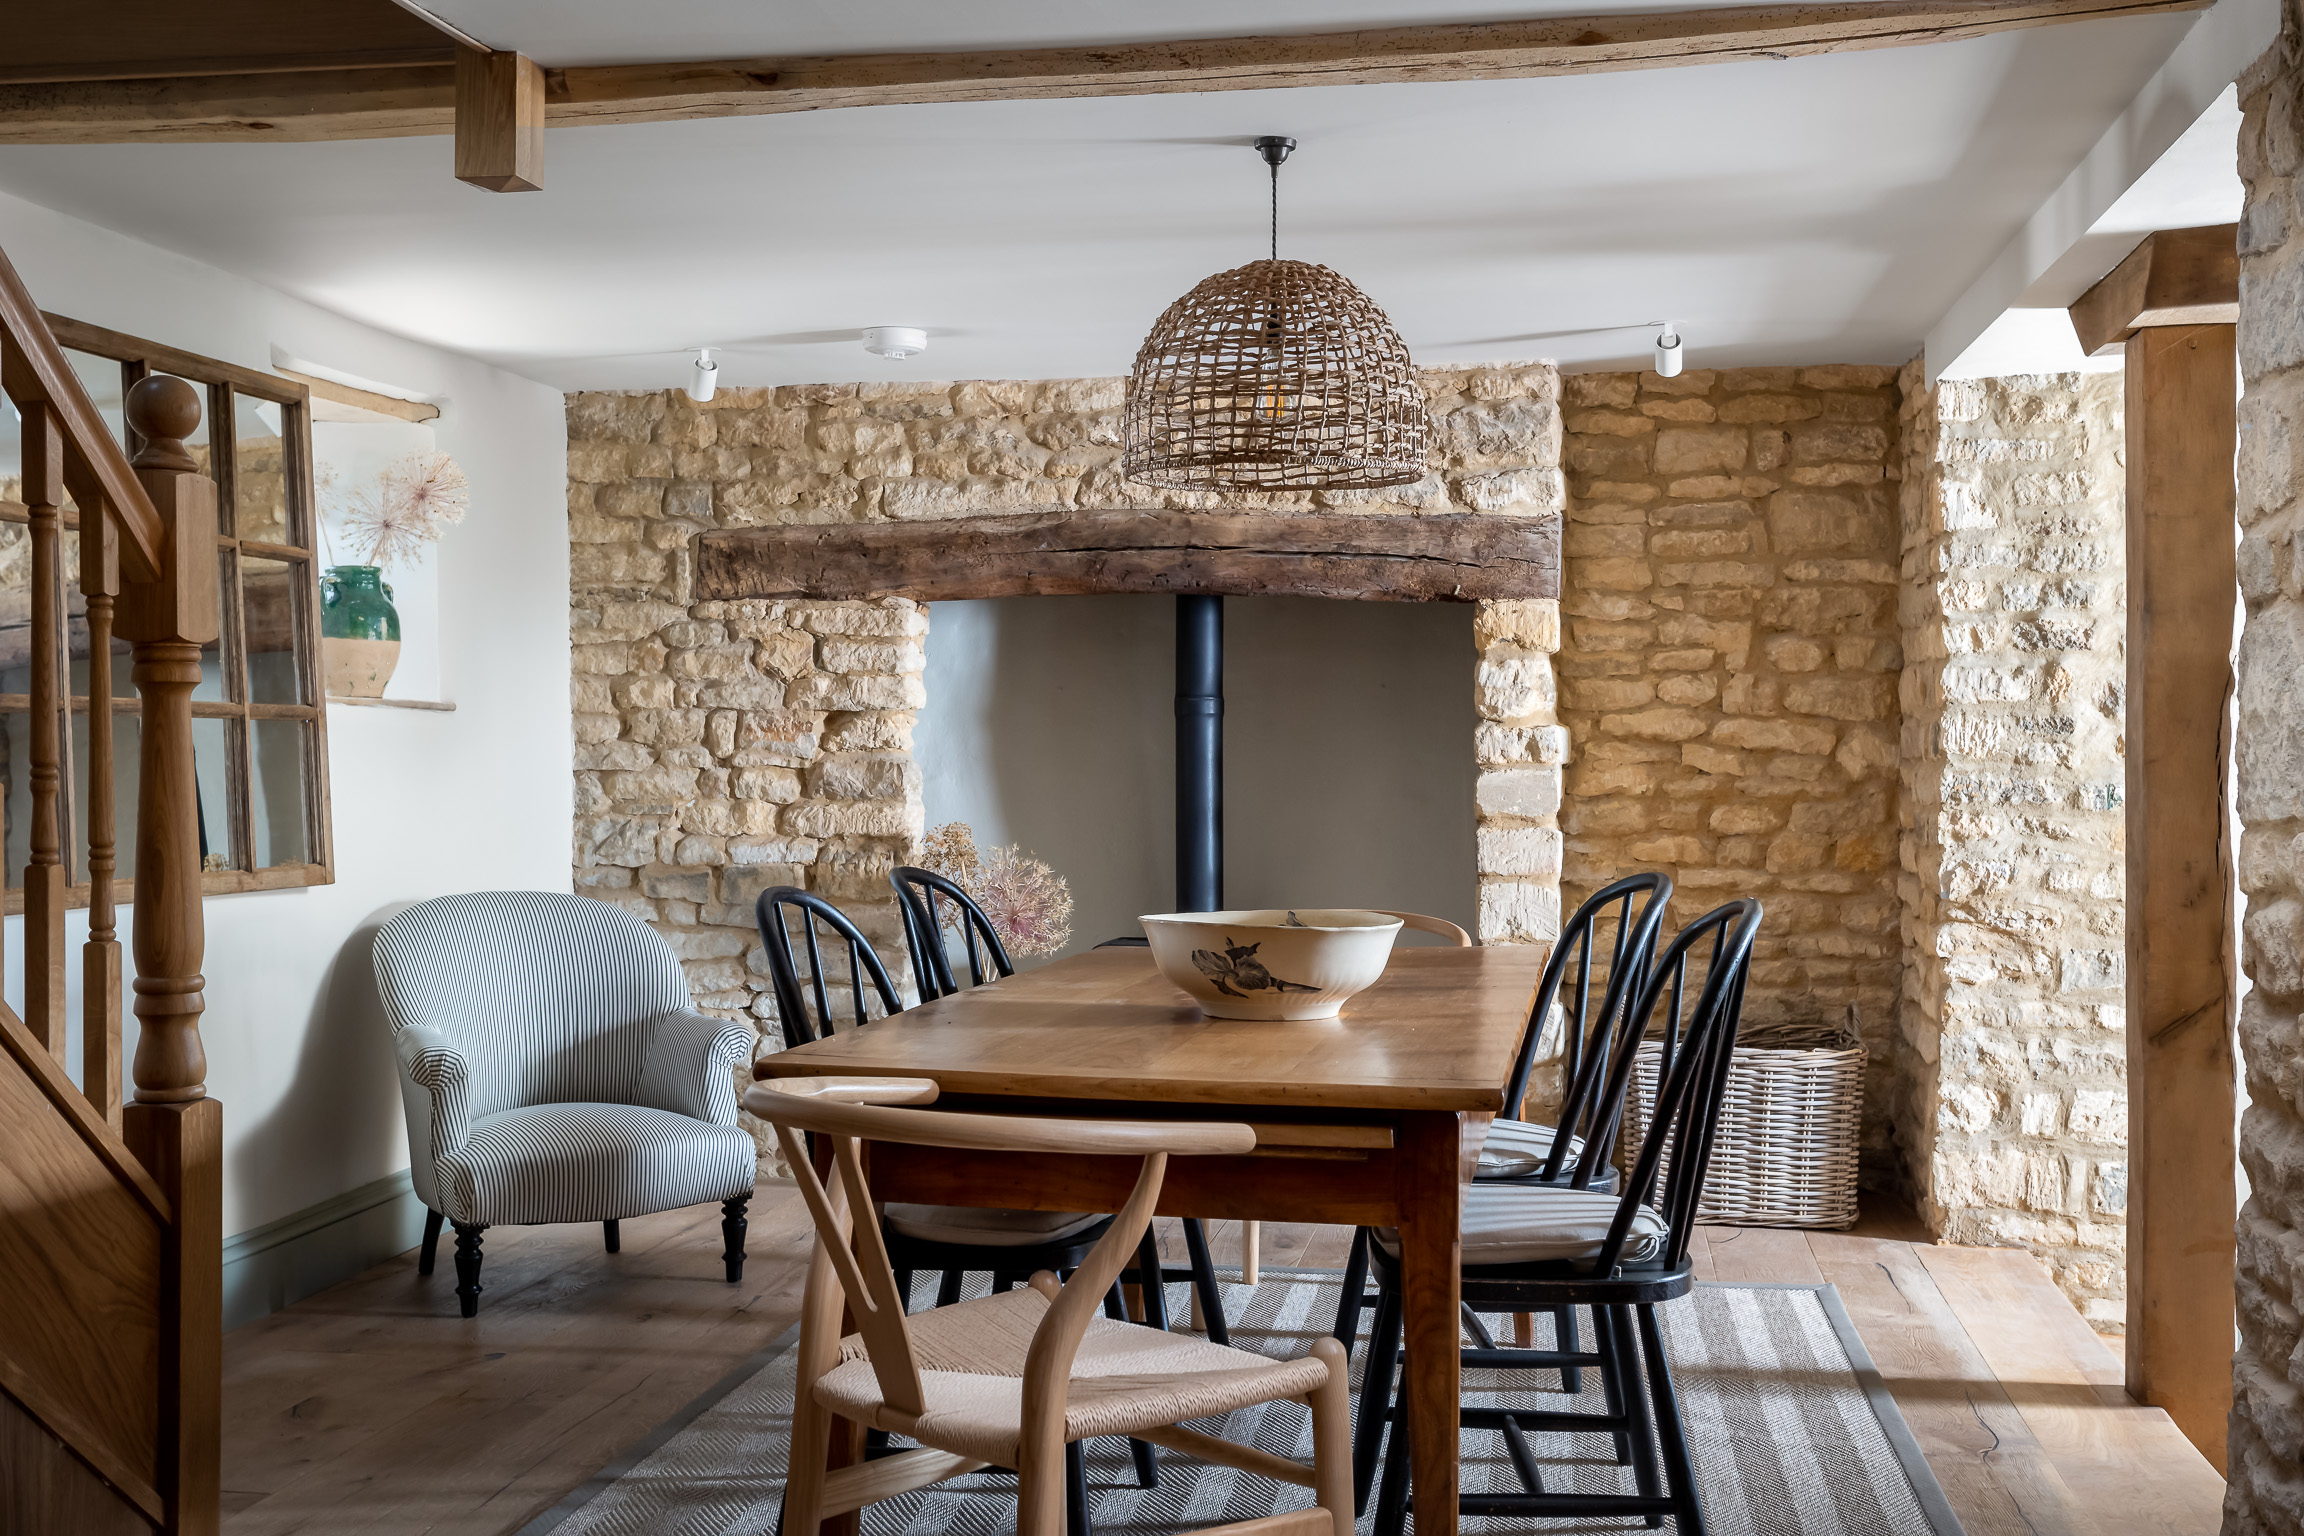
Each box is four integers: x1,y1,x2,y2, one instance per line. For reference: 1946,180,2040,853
695,511,1561,605
0,0,2209,146
2068,224,2239,356
455,47,543,193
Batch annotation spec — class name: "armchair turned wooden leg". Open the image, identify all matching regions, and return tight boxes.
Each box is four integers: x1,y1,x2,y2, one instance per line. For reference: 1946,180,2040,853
604,1219,620,1254
1308,1336,1353,1536
722,1193,750,1282
452,1222,487,1317
418,1208,443,1277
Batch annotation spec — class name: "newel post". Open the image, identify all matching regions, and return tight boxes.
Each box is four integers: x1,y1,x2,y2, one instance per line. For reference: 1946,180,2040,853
116,374,222,1536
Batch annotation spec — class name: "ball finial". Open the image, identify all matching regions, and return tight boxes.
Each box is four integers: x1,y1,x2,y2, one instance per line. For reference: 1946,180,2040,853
126,375,202,471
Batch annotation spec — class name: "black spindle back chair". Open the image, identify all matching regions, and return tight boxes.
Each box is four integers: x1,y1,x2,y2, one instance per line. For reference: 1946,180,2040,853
893,870,1239,1348
1332,873,1673,1367
1501,871,1675,1182
1358,897,1763,1536
755,887,904,1048
892,865,1015,1001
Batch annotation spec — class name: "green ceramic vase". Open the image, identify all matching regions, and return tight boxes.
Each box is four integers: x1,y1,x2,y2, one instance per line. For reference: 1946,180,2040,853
321,564,401,698
321,564,399,642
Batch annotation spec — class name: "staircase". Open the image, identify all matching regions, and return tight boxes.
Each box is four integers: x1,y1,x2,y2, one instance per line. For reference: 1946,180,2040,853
0,243,223,1534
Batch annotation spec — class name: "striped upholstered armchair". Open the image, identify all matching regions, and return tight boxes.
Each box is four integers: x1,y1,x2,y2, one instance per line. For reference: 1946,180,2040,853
374,891,760,1316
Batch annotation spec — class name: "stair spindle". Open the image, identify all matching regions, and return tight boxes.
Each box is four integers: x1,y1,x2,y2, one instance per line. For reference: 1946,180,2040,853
19,392,68,1057
82,507,123,1129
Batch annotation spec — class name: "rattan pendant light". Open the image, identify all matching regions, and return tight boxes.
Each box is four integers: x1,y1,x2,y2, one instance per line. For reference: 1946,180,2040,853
1122,137,1430,492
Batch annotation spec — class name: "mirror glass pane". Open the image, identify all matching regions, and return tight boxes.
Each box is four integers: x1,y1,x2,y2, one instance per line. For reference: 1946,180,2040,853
234,391,291,544
243,557,303,705
251,718,308,868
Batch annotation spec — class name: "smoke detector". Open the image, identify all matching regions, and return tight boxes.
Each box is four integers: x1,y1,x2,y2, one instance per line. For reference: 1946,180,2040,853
862,327,927,360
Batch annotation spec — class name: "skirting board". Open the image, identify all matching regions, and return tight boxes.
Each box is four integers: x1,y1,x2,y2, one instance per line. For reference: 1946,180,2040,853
221,1168,428,1332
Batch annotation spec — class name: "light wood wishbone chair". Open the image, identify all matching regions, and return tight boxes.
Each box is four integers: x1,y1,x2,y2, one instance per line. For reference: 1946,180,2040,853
744,1075,1353,1536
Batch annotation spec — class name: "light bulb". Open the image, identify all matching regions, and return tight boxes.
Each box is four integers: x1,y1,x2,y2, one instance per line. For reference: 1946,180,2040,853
1654,324,1684,379
686,348,718,403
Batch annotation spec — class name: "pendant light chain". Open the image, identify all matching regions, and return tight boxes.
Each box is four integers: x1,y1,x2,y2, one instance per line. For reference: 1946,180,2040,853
1270,157,1279,264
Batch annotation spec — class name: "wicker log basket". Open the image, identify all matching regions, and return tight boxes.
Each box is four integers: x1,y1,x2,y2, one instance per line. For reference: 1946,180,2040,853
1622,1005,1865,1230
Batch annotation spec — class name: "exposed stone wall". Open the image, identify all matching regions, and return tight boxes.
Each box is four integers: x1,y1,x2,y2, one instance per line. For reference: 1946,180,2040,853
1556,366,1904,1172
2232,14,2304,1524
1896,362,2129,1331
564,368,1566,1125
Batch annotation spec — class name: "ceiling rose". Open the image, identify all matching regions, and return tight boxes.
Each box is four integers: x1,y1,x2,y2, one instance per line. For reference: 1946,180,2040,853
1122,137,1430,493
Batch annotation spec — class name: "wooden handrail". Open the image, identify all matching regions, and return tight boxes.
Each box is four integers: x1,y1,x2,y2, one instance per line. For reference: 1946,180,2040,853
0,243,164,582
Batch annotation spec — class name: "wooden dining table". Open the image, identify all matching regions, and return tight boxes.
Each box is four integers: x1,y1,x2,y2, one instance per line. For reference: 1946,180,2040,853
753,939,1550,1536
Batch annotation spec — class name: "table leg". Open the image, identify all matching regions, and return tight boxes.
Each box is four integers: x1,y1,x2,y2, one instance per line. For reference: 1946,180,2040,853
1397,1111,1464,1536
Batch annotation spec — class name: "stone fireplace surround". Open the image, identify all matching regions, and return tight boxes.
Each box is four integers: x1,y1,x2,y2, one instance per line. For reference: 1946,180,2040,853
566,355,2131,1330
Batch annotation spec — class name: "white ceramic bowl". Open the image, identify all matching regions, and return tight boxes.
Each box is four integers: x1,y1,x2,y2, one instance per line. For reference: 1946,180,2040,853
1139,909,1404,1020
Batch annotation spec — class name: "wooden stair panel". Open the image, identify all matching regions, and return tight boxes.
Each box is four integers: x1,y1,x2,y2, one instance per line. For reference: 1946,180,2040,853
0,1018,166,1520
0,1384,154,1536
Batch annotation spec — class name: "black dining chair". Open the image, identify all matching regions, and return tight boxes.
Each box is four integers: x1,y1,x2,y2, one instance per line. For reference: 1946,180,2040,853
1356,897,1763,1536
1331,872,1675,1383
755,886,1166,1529
893,868,1237,1346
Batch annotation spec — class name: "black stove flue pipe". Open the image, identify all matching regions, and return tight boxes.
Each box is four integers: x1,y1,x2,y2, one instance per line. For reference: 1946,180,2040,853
1175,594,1224,913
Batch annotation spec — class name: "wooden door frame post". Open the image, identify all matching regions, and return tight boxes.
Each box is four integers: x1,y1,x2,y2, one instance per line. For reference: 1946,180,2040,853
2073,225,2239,1472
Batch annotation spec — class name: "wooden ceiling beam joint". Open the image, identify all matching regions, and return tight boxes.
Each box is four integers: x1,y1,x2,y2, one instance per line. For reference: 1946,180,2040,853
454,46,543,193
2068,224,2240,356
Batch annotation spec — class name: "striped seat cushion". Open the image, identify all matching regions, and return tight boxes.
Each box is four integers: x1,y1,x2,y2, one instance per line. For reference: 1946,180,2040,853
435,1102,758,1226
1377,1182,1668,1267
1476,1117,1585,1179
883,1205,1107,1248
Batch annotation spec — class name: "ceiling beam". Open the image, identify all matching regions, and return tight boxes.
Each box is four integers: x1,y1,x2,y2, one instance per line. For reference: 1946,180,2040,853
0,0,2211,146
697,510,1560,605
2067,222,2238,354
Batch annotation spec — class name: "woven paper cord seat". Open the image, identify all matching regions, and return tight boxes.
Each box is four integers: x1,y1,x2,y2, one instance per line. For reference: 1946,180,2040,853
817,1286,1332,1466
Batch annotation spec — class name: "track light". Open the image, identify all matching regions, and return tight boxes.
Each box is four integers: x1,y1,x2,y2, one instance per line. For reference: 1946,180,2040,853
686,348,718,403
862,327,927,360
1654,323,1684,378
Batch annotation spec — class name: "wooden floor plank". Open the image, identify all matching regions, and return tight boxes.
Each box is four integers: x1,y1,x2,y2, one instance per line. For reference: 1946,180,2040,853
223,1184,812,1536
1917,1245,2224,1536
1697,1221,1825,1283
1809,1231,2096,1536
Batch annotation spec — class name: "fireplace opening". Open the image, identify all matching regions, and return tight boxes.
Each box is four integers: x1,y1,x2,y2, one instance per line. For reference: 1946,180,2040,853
915,594,1478,964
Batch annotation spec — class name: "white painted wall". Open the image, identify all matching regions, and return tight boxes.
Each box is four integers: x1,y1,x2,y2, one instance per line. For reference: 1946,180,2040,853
915,595,1478,962
0,189,572,1240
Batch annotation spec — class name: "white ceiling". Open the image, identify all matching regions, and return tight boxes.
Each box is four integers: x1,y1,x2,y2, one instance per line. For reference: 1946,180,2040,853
429,0,1838,65
0,6,2211,392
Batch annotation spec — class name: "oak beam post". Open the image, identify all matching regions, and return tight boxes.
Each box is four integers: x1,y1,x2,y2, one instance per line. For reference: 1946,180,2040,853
454,46,543,192
2111,299,2238,1465
115,374,222,1536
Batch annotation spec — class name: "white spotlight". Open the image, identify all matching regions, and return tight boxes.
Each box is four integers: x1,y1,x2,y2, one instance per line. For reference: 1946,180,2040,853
862,327,927,360
686,347,719,403
1654,323,1684,378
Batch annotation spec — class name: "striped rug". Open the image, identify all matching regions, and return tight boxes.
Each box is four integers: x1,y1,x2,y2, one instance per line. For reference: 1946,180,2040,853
521,1271,1963,1536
